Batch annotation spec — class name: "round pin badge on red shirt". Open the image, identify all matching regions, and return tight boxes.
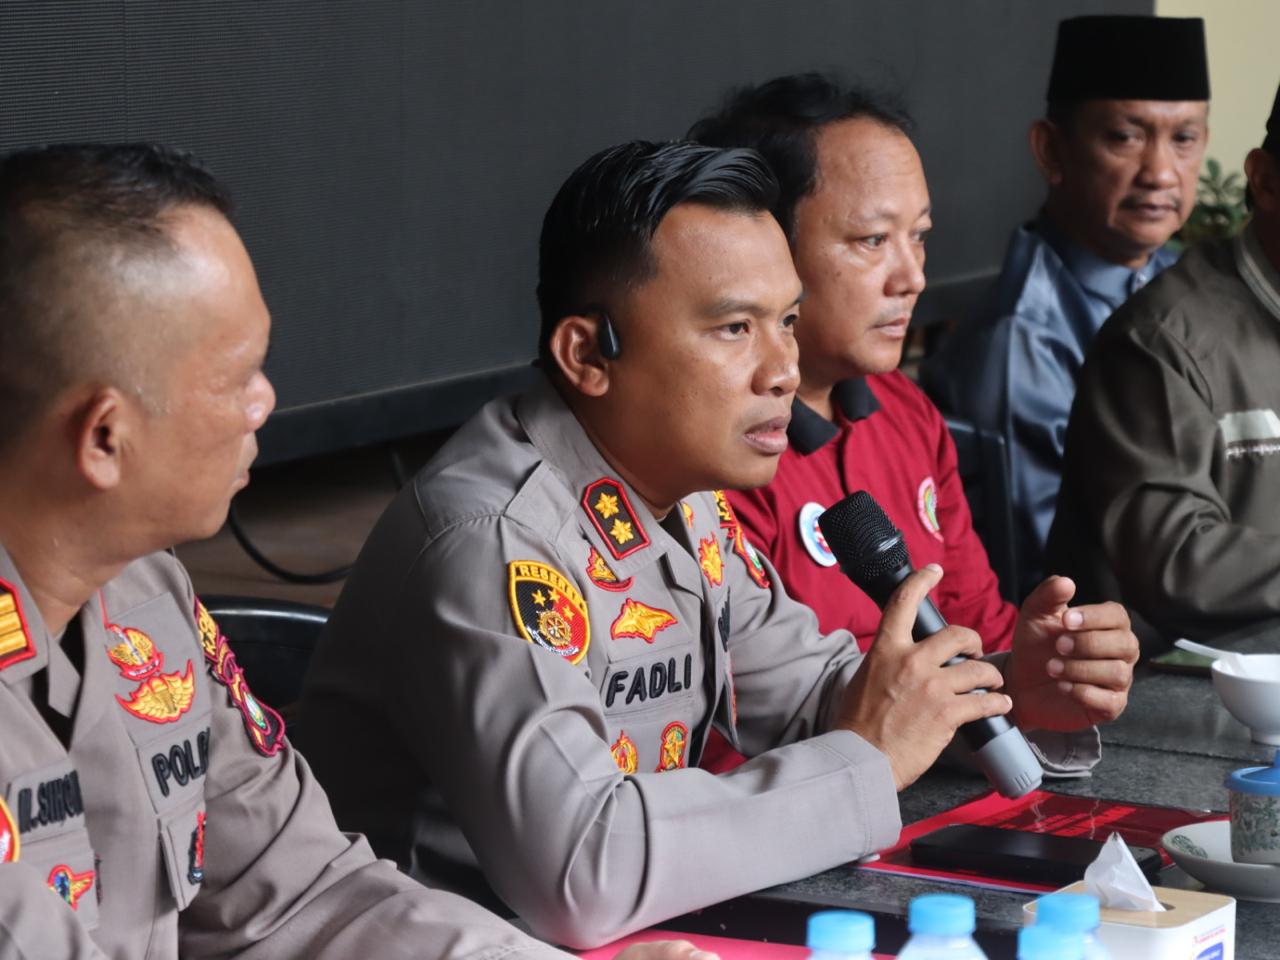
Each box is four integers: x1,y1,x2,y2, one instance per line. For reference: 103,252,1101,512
798,502,838,567
917,476,943,541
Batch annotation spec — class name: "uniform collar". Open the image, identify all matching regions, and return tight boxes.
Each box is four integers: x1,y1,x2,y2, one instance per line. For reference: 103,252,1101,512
787,379,881,455
1235,222,1280,323
1037,212,1173,306
516,378,673,578
0,542,52,685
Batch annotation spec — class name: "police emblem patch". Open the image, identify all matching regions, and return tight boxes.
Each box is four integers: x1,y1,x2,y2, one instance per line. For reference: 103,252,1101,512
586,546,633,592
508,561,590,664
798,502,837,567
106,624,196,724
196,599,287,757
611,731,638,774
917,476,943,541
728,522,770,589
48,863,94,910
698,536,724,587
0,578,36,672
610,598,677,642
655,721,688,772
582,478,650,560
0,796,19,863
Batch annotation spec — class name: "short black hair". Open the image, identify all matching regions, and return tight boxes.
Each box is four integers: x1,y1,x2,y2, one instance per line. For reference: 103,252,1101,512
688,72,913,240
0,142,233,429
536,139,778,368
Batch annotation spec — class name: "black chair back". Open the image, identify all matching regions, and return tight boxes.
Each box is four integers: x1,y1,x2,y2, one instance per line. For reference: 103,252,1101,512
943,417,1018,602
200,596,328,725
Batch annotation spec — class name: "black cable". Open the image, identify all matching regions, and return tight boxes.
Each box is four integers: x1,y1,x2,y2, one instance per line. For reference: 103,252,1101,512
226,499,352,585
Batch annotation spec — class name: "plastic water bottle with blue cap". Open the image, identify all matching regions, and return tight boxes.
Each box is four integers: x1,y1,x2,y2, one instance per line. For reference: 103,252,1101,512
806,910,875,960
1035,893,1112,959
1018,924,1085,960
898,894,987,959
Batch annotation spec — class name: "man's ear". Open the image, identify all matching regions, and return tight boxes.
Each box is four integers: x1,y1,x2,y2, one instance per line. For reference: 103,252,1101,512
74,387,130,491
1245,148,1279,214
548,315,613,398
1029,119,1065,187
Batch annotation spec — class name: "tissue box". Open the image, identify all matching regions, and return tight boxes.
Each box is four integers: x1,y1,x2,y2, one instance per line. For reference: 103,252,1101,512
1023,882,1234,960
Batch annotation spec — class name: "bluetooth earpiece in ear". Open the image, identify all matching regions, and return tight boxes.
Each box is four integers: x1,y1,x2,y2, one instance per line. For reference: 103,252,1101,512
597,312,622,360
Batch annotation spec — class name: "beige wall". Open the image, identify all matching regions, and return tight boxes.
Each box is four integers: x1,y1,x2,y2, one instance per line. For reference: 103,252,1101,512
1156,0,1280,176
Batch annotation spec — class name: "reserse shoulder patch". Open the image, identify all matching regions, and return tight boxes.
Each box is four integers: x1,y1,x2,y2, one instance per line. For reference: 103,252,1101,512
194,598,286,757
508,561,591,664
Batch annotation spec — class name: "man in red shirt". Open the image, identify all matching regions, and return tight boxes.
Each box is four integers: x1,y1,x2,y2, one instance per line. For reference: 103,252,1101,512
691,74,1018,656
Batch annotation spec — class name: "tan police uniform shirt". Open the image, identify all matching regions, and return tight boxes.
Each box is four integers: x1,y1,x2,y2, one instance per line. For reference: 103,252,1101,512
0,544,570,960
1048,227,1280,648
300,379,916,948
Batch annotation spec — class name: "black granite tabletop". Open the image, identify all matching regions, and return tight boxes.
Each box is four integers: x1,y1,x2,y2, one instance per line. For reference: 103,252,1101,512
668,650,1280,959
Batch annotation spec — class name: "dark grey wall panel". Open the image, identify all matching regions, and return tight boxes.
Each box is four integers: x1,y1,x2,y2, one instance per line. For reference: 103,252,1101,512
0,0,1150,462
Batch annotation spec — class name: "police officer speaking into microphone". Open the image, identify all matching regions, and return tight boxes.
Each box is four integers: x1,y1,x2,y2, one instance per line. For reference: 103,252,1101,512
299,140,1139,949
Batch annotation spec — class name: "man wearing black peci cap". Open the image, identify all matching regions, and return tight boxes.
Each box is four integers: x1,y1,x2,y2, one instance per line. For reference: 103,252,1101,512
924,15,1210,599
1047,84,1280,652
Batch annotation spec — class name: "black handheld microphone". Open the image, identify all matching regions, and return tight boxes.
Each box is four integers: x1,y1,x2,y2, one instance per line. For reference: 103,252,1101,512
818,490,1042,799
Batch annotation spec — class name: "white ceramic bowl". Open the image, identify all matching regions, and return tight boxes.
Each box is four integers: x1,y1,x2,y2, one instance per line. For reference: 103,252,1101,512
1211,655,1280,745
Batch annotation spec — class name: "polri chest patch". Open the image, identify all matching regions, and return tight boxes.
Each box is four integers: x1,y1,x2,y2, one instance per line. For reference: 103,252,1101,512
507,561,590,664
610,598,677,643
798,502,837,567
105,623,196,724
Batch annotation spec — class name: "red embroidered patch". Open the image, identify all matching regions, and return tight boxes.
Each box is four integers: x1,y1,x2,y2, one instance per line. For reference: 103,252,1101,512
194,598,286,757
698,536,724,587
188,810,206,885
610,598,677,642
0,797,18,863
0,578,36,672
48,863,94,910
655,721,688,772
711,490,736,528
611,731,638,774
582,478,650,560
728,522,771,589
585,545,633,592
105,624,196,724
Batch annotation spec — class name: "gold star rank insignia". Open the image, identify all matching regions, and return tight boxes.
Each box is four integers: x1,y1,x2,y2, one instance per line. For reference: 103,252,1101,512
610,598,678,642
508,561,591,664
581,478,650,560
698,535,724,587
